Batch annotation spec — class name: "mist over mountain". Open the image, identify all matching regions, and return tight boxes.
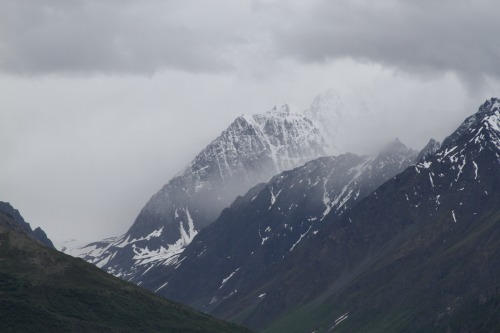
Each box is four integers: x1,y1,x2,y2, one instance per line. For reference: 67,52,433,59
304,89,377,155
68,103,328,283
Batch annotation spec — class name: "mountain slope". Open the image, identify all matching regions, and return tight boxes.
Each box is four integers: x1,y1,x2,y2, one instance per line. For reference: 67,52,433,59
152,139,417,317
71,104,327,283
252,98,500,332
0,209,252,333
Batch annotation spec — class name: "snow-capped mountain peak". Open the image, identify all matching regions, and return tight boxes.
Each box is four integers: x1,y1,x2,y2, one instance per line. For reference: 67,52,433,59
478,97,500,114
70,104,327,283
441,97,500,149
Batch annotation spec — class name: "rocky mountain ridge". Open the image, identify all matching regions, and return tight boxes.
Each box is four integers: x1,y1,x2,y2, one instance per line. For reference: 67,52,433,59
0,201,54,249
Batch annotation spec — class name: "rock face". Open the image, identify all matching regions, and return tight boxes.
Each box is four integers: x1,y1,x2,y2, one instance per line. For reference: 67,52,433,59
72,104,327,282
415,137,441,162
0,201,55,249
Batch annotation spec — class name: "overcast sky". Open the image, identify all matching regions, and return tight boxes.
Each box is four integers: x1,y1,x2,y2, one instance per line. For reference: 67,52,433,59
1,0,499,245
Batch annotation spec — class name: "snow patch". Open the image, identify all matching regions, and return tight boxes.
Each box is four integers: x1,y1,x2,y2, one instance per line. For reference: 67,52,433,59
219,268,240,289
289,225,313,252
331,313,349,330
155,281,169,293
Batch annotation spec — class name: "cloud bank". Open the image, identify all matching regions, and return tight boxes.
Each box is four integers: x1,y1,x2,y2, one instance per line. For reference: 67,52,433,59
1,0,499,80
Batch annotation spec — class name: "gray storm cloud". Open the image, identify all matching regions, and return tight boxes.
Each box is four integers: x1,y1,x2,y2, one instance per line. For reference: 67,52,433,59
0,0,252,74
1,0,499,79
272,0,500,80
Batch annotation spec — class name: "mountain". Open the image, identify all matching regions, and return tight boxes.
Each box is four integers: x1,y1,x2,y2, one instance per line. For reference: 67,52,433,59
415,137,441,162
70,104,327,283
0,201,54,249
151,138,417,316
237,98,500,332
0,208,252,333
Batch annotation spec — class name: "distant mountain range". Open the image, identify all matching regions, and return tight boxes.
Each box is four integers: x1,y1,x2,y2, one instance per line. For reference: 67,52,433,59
64,94,500,332
0,205,251,333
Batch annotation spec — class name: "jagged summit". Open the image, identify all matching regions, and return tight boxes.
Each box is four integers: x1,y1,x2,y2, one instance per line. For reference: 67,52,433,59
442,97,500,148
416,138,441,162
478,97,500,113
72,104,327,282
0,201,55,249
379,137,408,153
265,103,301,115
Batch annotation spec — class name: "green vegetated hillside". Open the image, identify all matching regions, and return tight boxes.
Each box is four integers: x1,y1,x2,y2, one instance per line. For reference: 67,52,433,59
0,212,252,333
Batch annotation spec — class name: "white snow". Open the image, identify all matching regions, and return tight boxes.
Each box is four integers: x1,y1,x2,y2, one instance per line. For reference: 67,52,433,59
330,313,349,330
455,157,466,182
219,268,240,289
289,225,313,252
421,161,432,169
179,208,198,246
268,186,283,210
155,281,169,293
